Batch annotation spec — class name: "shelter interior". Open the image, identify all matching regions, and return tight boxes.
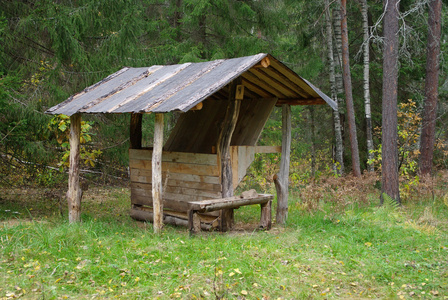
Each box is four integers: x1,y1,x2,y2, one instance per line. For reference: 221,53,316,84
129,94,281,231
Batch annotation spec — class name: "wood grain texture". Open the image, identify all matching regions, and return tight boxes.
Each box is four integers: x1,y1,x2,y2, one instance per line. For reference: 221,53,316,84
132,182,222,199
260,200,272,230
129,149,218,165
130,168,220,185
164,98,227,153
230,98,277,146
217,79,241,231
152,113,164,233
188,194,273,212
275,105,291,225
68,114,82,223
129,159,220,176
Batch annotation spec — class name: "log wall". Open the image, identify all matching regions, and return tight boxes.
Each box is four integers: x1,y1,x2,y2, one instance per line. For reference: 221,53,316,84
130,149,222,212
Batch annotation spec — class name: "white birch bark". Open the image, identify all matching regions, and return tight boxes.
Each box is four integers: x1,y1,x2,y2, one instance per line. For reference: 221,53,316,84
325,0,344,175
361,0,375,172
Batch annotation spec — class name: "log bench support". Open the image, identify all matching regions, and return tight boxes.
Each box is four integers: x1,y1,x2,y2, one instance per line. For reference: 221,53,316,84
187,194,273,234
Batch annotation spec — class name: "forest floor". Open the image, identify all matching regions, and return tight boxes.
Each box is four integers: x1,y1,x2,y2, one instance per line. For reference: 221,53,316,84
1,172,448,299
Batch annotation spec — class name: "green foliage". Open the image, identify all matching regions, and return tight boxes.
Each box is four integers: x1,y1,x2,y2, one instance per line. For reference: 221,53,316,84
381,193,402,210
47,115,102,170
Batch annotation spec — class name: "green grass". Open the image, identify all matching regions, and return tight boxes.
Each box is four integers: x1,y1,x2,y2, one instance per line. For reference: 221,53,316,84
1,186,448,299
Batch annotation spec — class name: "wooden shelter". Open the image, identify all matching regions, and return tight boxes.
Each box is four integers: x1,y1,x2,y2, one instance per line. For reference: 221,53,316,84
46,53,336,233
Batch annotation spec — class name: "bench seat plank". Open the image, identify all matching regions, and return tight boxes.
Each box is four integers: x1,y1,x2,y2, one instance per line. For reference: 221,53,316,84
187,194,273,212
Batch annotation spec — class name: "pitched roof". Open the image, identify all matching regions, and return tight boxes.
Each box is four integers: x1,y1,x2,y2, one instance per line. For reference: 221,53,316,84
46,53,336,116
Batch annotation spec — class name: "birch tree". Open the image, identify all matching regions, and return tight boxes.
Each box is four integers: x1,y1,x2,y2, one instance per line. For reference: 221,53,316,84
360,0,375,172
325,0,344,175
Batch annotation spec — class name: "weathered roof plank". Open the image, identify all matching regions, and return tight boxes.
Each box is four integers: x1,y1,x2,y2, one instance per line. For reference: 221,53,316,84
154,54,264,112
57,68,148,116
45,53,336,115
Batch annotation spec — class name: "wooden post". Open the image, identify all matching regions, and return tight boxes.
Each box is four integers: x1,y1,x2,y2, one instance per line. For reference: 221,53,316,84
152,113,164,234
259,200,272,230
274,104,291,225
68,113,82,223
188,209,201,234
130,113,142,149
217,79,242,231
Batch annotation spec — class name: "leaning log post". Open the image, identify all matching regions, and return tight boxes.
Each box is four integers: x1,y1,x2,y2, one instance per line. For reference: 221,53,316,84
130,113,142,149
217,78,241,231
274,104,291,225
152,113,164,234
68,113,82,223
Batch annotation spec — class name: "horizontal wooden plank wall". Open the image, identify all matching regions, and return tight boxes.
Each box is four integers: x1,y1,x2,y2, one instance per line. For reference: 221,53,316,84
129,149,221,212
130,146,280,226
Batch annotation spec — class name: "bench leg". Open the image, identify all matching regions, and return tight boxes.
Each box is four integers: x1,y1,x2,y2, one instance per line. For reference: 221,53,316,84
188,210,201,234
220,208,234,231
259,200,272,230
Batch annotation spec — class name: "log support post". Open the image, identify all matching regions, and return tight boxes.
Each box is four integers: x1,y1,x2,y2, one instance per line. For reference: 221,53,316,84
130,113,142,149
152,113,164,234
217,78,242,231
68,113,82,223
274,104,291,225
187,209,201,234
259,200,272,230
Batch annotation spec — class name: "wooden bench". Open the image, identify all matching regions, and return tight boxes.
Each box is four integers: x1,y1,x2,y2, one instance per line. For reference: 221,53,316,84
186,193,273,233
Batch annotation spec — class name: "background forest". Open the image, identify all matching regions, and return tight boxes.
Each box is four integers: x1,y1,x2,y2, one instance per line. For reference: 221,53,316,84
1,0,447,195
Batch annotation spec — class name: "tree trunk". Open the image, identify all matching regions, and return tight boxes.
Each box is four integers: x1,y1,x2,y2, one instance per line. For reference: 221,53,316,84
275,104,291,225
381,0,401,205
419,0,442,176
217,79,241,231
341,0,361,177
310,106,316,178
333,5,344,97
152,113,164,234
333,1,346,170
173,0,182,42
68,113,82,223
325,0,344,175
360,0,375,172
198,14,207,58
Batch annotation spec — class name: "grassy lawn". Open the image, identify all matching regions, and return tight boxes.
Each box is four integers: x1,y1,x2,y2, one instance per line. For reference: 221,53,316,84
1,178,448,299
